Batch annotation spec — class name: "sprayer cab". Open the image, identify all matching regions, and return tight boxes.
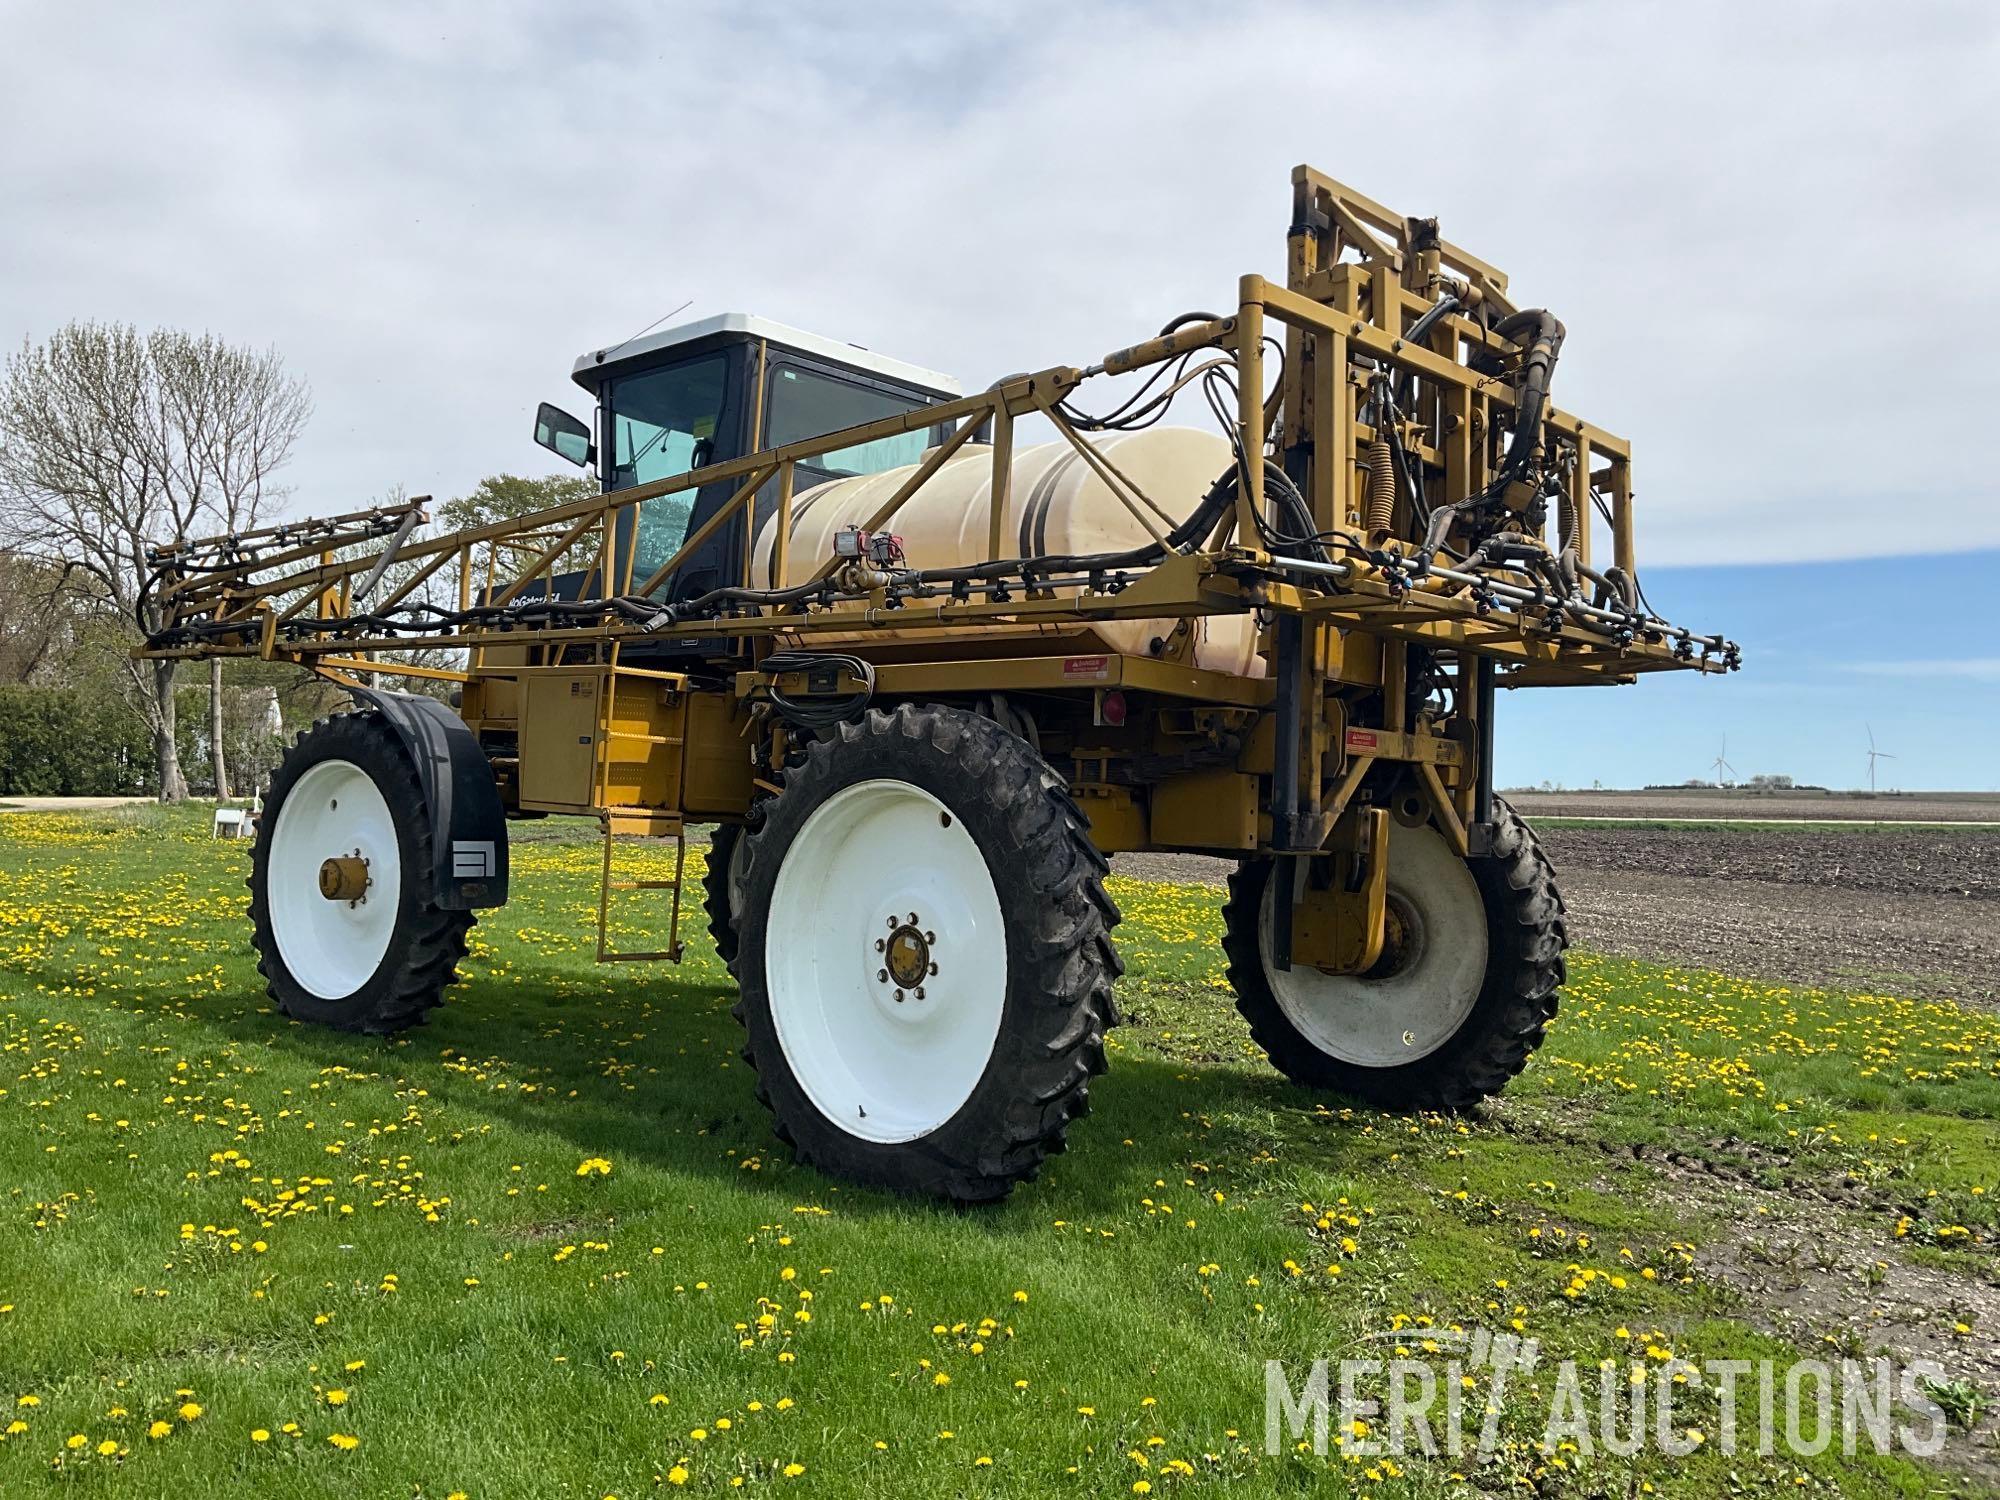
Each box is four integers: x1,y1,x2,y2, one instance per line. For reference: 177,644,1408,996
530,314,961,634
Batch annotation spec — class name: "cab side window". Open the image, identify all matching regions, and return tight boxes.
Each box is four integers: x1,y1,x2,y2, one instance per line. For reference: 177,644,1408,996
765,365,930,484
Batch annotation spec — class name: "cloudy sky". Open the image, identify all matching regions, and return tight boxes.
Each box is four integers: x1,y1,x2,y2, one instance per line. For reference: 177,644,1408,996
5,1,1996,786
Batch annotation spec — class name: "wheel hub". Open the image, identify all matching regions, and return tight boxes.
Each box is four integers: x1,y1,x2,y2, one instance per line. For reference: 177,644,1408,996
317,853,371,904
872,911,939,1011
1361,892,1421,981
884,918,932,988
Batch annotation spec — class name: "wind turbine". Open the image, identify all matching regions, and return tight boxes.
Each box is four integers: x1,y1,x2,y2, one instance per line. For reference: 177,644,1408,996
1866,724,1895,794
1709,736,1736,788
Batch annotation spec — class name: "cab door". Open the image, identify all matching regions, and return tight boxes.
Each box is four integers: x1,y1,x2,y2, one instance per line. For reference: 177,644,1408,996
599,345,754,622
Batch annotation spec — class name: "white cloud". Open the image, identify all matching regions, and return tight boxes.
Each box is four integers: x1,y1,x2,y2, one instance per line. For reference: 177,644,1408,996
3,0,1995,564
1848,658,2000,681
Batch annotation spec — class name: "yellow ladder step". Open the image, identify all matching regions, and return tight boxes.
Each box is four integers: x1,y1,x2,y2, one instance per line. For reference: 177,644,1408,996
594,820,687,965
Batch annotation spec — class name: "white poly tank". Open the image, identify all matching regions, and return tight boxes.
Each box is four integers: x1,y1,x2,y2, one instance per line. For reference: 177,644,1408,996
751,426,1263,676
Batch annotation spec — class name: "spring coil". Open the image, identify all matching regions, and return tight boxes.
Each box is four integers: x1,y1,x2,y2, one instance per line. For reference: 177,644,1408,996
1364,435,1397,538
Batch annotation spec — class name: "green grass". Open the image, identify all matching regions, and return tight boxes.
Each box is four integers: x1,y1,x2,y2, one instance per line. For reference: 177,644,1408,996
2,809,1996,1498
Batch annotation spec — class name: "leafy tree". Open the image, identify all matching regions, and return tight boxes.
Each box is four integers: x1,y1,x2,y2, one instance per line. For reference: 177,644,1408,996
440,472,596,533
435,471,601,620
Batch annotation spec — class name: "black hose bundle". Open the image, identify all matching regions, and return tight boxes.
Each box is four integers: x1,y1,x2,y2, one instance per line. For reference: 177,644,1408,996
1490,308,1566,486
758,650,876,729
1407,307,1567,573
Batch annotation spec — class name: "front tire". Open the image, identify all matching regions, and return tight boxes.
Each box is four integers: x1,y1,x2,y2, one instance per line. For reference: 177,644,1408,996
250,712,473,1034
1222,799,1565,1108
730,704,1120,1202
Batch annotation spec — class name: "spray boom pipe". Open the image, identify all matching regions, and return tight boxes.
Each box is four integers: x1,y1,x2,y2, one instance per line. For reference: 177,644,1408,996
1266,554,1734,657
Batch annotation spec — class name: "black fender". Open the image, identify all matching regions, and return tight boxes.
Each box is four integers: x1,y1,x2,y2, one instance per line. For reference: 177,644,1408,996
345,687,509,909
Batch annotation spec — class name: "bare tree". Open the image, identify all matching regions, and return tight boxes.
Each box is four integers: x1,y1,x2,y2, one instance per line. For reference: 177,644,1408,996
0,323,310,800
0,549,104,683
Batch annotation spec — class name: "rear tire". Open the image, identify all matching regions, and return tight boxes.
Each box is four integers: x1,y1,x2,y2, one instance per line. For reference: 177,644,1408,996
250,712,473,1034
729,703,1120,1202
1222,798,1564,1109
701,823,747,964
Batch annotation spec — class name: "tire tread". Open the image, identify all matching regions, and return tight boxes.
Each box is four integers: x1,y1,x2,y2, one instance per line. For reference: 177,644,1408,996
728,703,1119,1202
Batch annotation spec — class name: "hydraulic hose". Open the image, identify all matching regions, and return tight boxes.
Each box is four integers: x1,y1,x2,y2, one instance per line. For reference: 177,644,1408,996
1555,483,1580,594
1403,292,1461,347
1491,308,1565,484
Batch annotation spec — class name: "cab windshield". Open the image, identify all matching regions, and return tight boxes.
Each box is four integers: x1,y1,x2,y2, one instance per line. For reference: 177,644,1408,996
607,354,729,581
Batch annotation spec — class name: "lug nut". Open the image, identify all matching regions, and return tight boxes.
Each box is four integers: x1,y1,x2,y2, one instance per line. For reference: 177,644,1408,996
877,968,888,983
894,990,905,1003
924,930,936,944
914,986,926,1000
874,938,885,952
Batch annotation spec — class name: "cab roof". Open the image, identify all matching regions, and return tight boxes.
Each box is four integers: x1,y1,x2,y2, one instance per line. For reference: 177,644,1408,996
571,313,961,397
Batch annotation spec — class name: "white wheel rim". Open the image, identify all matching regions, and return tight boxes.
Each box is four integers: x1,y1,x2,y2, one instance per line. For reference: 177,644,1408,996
725,827,749,918
765,778,1007,1144
267,758,401,1000
1257,825,1487,1067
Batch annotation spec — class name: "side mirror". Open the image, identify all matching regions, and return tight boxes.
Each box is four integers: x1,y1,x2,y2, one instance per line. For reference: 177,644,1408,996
534,402,594,467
